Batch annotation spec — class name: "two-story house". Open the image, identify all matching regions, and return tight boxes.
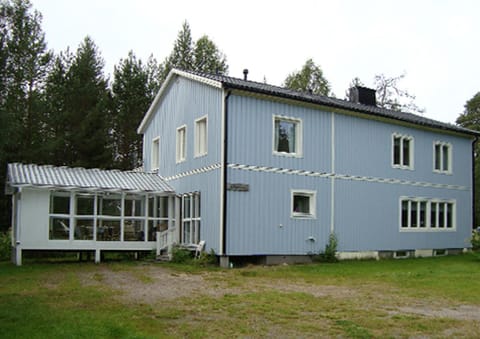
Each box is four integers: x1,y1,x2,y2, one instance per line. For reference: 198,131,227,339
138,69,477,266
6,68,477,266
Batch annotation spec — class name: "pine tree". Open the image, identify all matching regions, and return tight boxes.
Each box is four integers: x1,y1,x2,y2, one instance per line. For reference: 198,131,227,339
161,21,194,79
194,35,228,74
112,51,159,170
161,21,229,80
0,0,51,231
62,36,112,168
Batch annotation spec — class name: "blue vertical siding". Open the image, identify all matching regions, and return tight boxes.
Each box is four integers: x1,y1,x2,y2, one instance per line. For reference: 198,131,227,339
225,92,473,255
334,180,472,251
143,77,223,176
334,113,473,187
227,94,332,172
226,168,331,255
142,76,224,253
141,74,474,257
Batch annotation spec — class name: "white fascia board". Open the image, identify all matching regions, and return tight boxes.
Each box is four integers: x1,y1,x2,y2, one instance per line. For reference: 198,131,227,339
137,69,222,134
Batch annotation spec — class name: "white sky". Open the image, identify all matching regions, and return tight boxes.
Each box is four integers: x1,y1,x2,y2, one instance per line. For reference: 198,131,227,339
31,0,480,124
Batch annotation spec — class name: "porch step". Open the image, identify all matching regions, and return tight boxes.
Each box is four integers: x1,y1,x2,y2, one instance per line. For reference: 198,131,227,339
156,254,170,262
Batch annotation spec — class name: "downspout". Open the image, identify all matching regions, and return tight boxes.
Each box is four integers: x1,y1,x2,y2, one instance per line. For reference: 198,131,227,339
472,137,478,230
222,90,232,255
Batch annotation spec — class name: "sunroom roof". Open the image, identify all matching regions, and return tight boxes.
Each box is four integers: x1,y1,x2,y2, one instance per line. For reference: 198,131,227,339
5,163,174,194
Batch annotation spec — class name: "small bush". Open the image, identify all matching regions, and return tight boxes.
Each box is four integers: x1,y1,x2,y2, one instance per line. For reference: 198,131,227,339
0,230,11,261
196,249,218,267
170,245,194,264
315,233,338,263
472,229,480,251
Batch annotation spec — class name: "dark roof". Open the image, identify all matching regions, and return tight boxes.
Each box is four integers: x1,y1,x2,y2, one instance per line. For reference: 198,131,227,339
181,69,478,137
6,163,174,194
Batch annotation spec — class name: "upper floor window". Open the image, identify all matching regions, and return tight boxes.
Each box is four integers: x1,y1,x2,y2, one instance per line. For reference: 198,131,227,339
176,125,186,163
392,134,414,169
151,137,160,170
433,142,452,174
273,115,302,157
194,116,208,157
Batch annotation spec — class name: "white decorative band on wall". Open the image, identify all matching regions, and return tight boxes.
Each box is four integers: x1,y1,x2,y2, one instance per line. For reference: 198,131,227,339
227,163,469,191
163,163,222,181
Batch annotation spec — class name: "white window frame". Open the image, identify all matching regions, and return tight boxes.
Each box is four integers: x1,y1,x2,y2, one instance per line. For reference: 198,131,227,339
151,137,160,171
176,125,187,163
181,192,201,244
273,115,303,158
392,133,414,170
433,141,452,174
399,197,456,231
291,190,316,219
194,115,208,157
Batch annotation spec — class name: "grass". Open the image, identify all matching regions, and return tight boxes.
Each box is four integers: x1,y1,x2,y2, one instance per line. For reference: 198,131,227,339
0,254,479,338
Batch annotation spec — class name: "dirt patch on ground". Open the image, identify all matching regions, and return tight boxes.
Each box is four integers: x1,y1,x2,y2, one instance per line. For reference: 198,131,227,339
77,264,480,322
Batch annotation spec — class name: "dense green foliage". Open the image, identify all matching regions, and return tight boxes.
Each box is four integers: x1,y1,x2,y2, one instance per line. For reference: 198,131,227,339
284,58,331,96
0,1,229,231
316,232,338,263
0,230,10,260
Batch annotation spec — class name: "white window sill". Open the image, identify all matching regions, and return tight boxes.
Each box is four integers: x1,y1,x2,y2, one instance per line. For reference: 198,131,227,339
399,228,456,232
291,213,316,219
433,169,452,175
274,151,303,158
194,153,207,159
392,165,414,171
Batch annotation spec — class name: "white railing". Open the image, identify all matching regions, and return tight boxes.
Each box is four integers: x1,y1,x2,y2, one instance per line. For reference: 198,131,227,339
156,228,176,256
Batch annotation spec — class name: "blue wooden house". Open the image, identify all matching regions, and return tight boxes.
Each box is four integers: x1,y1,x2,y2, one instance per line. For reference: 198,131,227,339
137,69,478,266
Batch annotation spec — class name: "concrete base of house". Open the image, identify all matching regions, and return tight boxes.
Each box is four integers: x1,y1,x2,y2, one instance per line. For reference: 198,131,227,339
220,248,468,268
220,255,313,268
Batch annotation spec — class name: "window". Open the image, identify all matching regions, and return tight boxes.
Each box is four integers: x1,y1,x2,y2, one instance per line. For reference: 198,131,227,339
392,134,413,169
151,137,160,170
176,125,186,162
124,195,146,241
273,116,302,157
291,190,316,218
434,142,451,173
74,194,95,240
194,116,207,157
400,197,455,230
97,193,121,241
48,191,168,242
148,196,171,241
49,192,70,240
181,193,201,244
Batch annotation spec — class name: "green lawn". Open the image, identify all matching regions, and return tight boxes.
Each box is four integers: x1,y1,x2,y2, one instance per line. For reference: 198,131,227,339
0,254,479,338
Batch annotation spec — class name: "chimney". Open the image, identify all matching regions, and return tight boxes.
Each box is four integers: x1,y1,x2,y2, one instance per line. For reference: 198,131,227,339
349,86,376,106
243,69,249,81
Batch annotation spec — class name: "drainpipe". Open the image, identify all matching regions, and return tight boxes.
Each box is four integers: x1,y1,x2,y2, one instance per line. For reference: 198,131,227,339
473,136,478,230
222,90,231,255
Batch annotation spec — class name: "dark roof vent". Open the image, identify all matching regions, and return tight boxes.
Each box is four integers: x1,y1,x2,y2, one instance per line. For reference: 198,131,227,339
243,69,249,81
349,86,376,106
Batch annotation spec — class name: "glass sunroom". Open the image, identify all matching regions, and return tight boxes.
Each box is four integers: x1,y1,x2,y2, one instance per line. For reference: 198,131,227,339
6,163,177,265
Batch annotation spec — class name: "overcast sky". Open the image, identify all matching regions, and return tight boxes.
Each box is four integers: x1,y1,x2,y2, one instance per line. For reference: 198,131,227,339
31,0,480,124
